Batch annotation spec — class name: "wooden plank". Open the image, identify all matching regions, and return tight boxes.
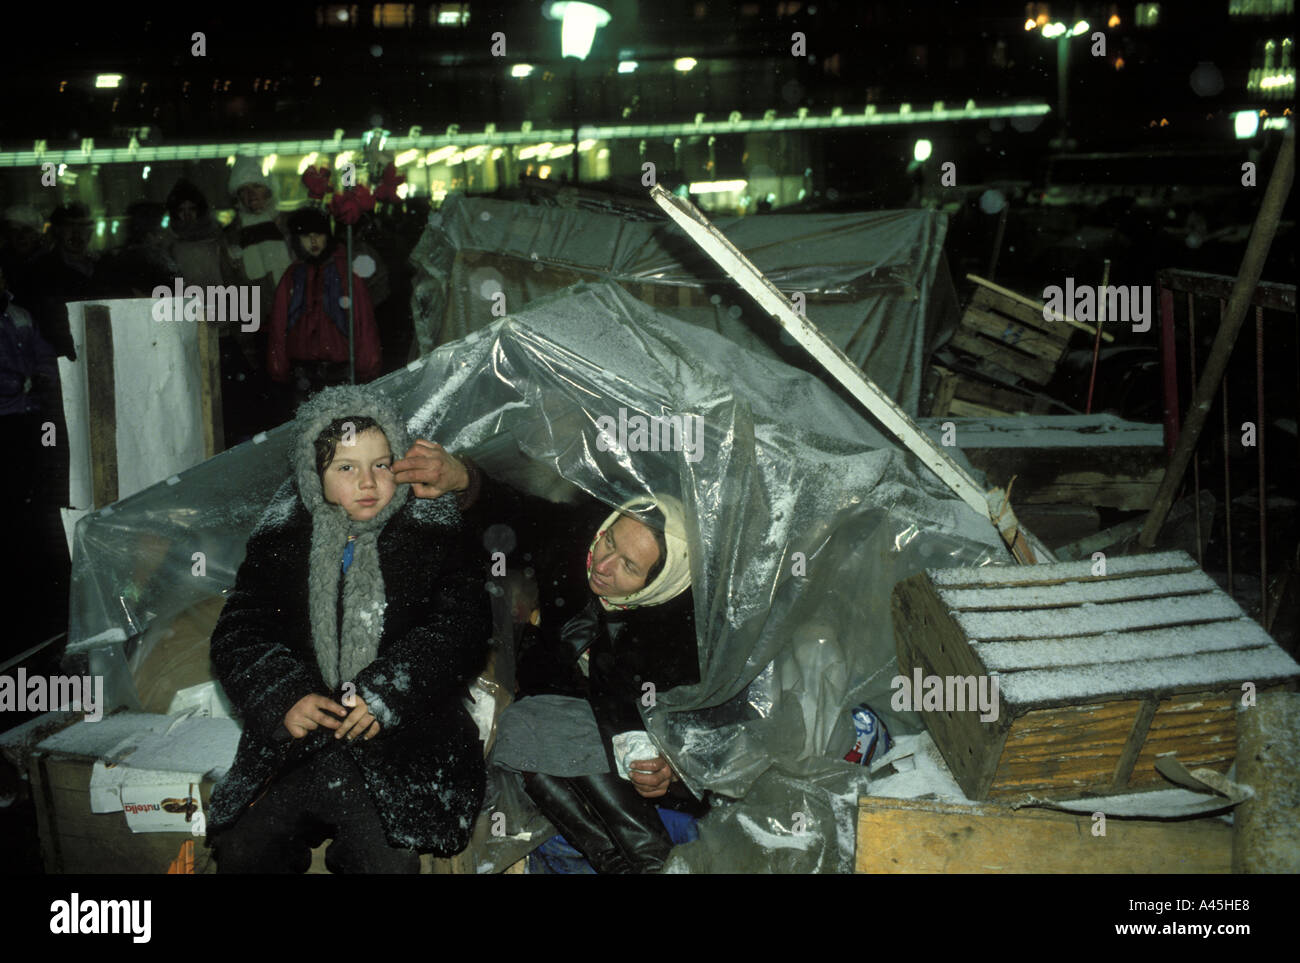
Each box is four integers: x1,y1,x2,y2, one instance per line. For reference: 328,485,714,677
30,754,62,872
948,373,1043,415
1234,691,1300,872
955,595,1245,640
892,573,1009,800
930,550,1199,588
948,397,1013,418
1016,470,1165,510
989,700,1143,798
967,273,1114,343
928,366,958,417
949,330,1057,385
1130,691,1239,787
963,446,1166,512
940,570,1219,610
197,311,224,458
971,286,1070,337
856,796,1233,873
83,303,118,508
1111,698,1158,791
963,304,1070,362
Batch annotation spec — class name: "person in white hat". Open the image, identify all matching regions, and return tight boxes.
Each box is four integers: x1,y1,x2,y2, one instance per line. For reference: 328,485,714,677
224,157,292,366
394,440,704,873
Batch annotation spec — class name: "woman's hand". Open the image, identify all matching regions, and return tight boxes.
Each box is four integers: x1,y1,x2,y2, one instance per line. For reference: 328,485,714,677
391,439,468,499
283,694,347,739
628,755,677,798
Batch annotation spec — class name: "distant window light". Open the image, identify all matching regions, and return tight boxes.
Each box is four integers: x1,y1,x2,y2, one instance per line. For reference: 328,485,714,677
373,3,413,28
777,0,802,15
95,74,123,88
1135,3,1160,27
1229,0,1294,15
693,2,707,18
322,4,355,26
435,4,470,26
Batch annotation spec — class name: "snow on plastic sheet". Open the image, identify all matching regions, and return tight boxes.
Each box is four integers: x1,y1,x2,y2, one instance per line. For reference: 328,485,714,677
66,279,1003,873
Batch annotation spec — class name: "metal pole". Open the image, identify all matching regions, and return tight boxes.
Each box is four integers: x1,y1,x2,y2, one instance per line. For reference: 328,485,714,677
1057,35,1070,145
1255,305,1267,618
1085,258,1111,414
1139,128,1294,549
1188,292,1202,567
347,223,355,384
1222,299,1234,598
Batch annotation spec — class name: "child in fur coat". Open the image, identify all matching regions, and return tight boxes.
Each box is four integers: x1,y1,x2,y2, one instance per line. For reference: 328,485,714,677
207,384,492,873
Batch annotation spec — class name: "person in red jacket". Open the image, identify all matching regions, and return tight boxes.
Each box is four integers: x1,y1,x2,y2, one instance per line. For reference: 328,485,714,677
268,207,381,399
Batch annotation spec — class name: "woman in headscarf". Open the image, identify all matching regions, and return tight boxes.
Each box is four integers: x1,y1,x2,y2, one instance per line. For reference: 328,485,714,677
395,440,701,873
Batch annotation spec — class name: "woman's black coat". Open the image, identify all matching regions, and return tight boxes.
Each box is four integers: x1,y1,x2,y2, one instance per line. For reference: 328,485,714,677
465,469,700,744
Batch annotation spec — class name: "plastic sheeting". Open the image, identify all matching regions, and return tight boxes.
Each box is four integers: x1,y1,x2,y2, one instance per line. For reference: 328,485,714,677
66,279,1004,872
409,194,958,415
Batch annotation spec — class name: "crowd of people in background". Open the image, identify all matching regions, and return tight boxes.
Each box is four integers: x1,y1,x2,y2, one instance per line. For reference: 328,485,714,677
0,160,433,659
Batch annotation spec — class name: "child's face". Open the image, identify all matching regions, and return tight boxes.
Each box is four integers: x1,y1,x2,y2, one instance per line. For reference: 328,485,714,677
321,427,395,522
302,232,328,257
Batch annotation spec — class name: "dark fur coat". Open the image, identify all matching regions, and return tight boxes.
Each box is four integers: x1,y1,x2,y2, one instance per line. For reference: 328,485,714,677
208,386,492,854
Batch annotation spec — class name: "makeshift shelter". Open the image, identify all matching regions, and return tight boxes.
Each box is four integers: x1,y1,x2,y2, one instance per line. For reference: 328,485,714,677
61,279,1006,872
409,194,959,416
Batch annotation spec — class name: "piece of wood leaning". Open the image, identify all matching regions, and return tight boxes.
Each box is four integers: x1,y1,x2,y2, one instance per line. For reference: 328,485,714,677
891,550,1300,801
83,303,118,508
855,796,1233,873
196,309,224,458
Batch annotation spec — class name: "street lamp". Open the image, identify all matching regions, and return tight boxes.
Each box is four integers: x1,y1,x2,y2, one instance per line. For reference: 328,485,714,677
1034,20,1092,146
544,2,611,60
544,2,611,183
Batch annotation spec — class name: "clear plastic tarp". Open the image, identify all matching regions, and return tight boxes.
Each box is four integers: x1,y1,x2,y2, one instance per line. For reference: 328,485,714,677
409,194,958,416
67,279,1005,872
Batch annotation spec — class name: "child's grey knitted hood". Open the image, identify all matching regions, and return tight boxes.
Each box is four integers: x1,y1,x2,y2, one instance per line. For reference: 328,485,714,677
291,384,412,692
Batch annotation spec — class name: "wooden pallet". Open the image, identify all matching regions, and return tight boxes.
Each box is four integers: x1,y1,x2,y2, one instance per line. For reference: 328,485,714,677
927,365,1053,417
951,280,1073,386
890,550,1300,801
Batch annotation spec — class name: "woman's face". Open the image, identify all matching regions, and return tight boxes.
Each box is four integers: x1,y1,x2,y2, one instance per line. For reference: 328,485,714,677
588,515,660,598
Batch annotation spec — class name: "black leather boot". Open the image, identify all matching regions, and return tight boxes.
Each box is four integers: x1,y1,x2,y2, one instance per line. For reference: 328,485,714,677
523,771,633,874
570,772,673,874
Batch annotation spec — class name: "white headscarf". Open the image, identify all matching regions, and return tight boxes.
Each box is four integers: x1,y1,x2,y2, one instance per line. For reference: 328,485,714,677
588,494,692,611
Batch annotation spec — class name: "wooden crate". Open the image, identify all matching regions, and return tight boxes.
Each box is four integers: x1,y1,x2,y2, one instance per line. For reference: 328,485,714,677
951,285,1072,386
927,365,1053,417
856,796,1233,873
890,550,1300,802
30,752,218,874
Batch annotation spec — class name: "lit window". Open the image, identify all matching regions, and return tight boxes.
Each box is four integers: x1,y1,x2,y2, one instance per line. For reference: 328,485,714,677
1135,3,1160,27
433,3,470,26
372,4,413,28
322,5,354,26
